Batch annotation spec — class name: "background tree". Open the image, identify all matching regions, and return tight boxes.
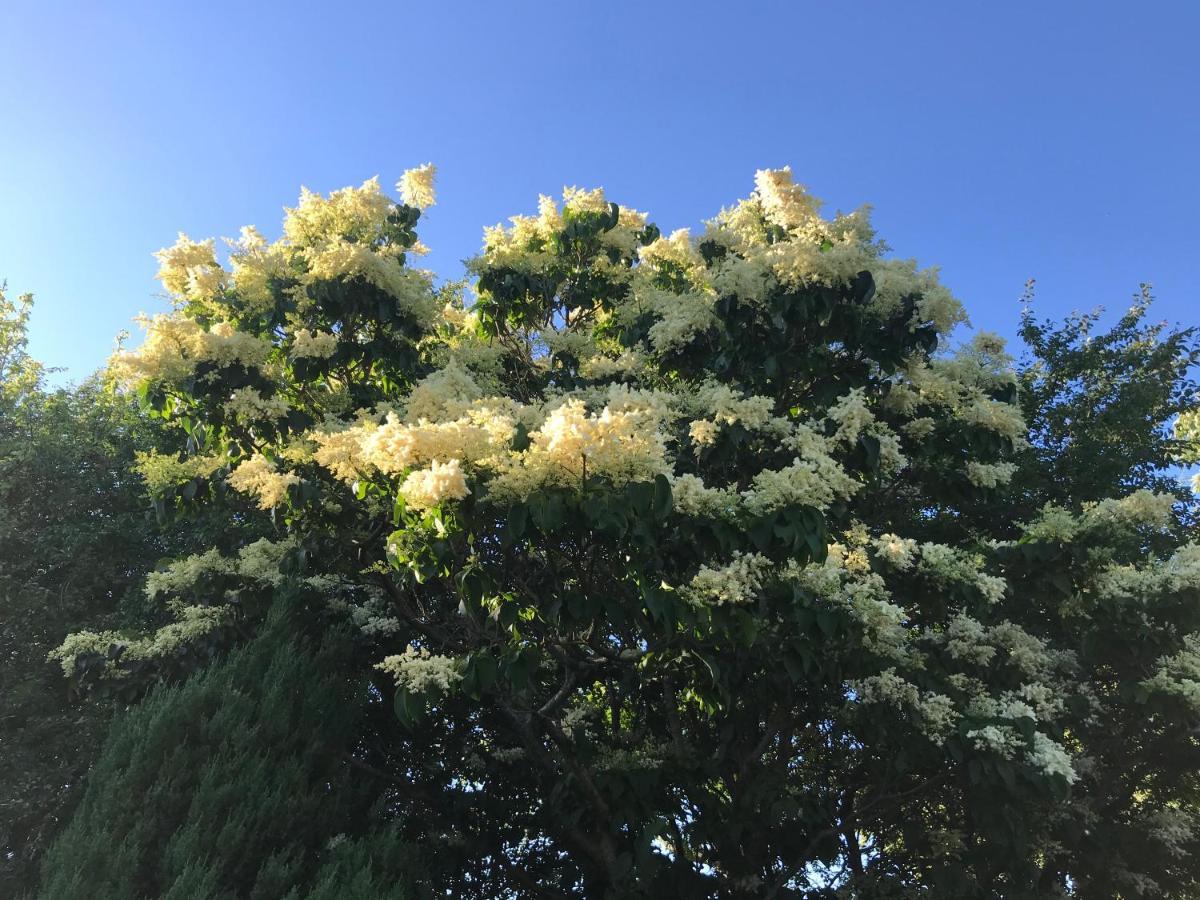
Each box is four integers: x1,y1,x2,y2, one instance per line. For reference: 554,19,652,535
1014,281,1200,514
0,288,264,896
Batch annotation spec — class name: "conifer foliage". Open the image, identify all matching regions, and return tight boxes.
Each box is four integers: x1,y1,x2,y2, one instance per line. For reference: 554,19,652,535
39,602,426,899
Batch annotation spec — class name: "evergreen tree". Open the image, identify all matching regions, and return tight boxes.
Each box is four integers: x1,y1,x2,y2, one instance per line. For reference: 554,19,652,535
39,600,428,899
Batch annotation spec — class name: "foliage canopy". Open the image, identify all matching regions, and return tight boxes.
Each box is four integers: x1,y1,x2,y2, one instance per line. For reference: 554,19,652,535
34,167,1200,897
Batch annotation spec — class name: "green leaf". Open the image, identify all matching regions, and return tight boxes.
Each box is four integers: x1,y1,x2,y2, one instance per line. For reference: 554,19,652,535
859,434,881,472
463,651,498,699
652,474,673,520
394,688,423,727
511,421,531,451
816,611,839,638
530,492,565,532
507,503,528,541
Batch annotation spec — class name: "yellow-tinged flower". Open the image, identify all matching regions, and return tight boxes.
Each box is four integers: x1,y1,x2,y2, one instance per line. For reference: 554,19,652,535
154,232,226,304
399,459,470,510
227,454,301,509
290,328,338,359
399,163,437,210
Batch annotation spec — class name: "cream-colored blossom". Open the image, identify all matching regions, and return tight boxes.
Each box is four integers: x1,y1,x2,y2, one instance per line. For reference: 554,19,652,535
1030,731,1078,783
638,228,700,273
1141,633,1200,709
488,399,669,500
917,543,1006,603
827,388,874,446
873,533,918,570
283,177,394,248
363,411,511,475
145,548,235,599
376,645,462,694
1096,544,1200,600
689,419,720,448
302,239,437,323
312,424,374,482
109,314,272,386
227,226,290,314
236,537,297,586
943,615,998,666
154,233,226,305
754,167,824,236
965,461,1018,489
669,473,739,520
399,459,471,510
682,552,773,606
224,387,289,422
1083,490,1176,529
741,455,859,516
47,605,230,678
966,725,1024,758
642,289,718,354
291,328,338,359
579,349,643,379
398,163,437,209
135,450,226,494
227,454,301,509
403,362,482,421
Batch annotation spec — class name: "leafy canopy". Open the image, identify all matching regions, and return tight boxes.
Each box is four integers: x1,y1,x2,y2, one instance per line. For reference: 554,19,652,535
48,166,1200,898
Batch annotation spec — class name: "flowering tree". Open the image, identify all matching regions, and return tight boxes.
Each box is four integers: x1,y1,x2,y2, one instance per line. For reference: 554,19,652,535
50,167,1200,897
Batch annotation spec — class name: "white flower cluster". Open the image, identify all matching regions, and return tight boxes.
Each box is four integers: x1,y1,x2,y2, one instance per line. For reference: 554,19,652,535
1141,633,1200,710
344,595,402,638
326,394,670,504
872,533,918,570
47,605,230,677
888,343,1026,459
1095,543,1200,601
496,167,958,366
399,459,471,510
135,449,226,494
1084,490,1177,529
965,461,1018,489
684,383,789,437
117,175,442,388
669,473,740,520
154,232,227,306
681,552,774,606
290,328,338,359
852,669,959,744
1028,731,1078,783
398,163,437,210
916,542,1007,604
784,544,912,659
227,454,302,509
224,387,289,422
375,645,463,694
476,184,645,275
110,315,272,386
741,455,860,517
48,537,297,678
143,538,298,598
1019,489,1178,544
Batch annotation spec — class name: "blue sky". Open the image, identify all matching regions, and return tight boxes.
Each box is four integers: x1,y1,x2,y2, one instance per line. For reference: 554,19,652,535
2,1,1197,380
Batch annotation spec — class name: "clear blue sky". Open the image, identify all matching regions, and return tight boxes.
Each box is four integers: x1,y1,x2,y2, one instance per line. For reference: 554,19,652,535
2,1,1197,381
